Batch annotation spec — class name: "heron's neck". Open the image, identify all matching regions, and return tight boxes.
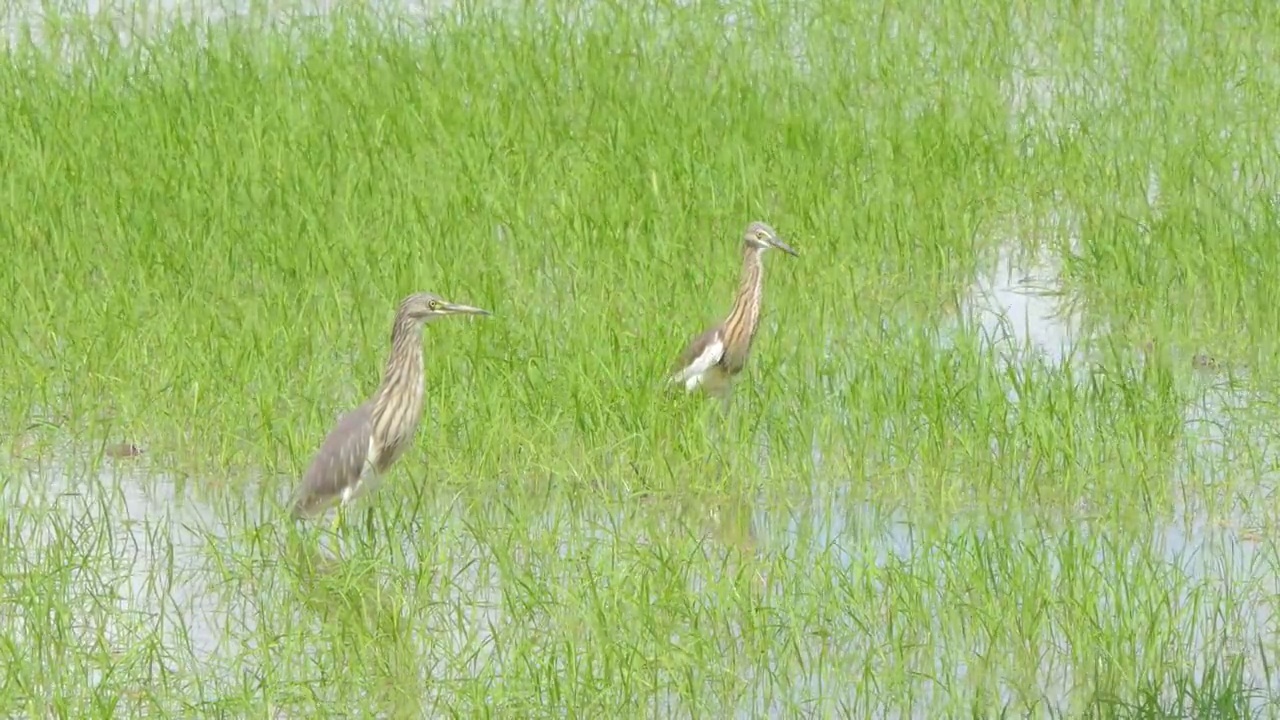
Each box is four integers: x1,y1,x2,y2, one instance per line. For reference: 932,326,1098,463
374,317,425,410
724,246,765,339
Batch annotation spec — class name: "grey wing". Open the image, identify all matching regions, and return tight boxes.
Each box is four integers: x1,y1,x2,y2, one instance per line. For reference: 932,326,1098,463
291,401,374,518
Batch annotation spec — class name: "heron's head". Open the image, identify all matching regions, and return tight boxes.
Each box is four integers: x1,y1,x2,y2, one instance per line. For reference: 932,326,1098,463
399,292,492,323
743,221,798,256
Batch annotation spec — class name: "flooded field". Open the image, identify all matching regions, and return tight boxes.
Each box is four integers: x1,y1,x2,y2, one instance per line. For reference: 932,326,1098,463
2,0,1280,717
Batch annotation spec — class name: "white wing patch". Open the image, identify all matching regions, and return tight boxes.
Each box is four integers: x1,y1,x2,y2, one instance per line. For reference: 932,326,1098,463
364,435,380,474
672,337,725,391
342,436,382,505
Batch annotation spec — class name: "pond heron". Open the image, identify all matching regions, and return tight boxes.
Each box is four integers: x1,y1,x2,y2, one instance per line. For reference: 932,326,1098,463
669,221,797,409
290,292,490,529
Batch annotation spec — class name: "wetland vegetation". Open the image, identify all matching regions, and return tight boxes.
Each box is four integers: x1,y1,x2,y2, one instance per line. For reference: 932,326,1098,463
2,0,1280,716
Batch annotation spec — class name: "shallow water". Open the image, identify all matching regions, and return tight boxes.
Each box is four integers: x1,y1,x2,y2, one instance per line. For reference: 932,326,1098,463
3,0,1280,715
7,474,1278,715
4,237,1279,715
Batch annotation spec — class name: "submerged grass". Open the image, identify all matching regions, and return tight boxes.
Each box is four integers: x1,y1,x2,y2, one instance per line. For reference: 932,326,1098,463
1,0,1280,716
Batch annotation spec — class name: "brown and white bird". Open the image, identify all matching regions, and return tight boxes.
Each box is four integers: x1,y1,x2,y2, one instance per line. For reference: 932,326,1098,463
669,221,798,408
289,292,490,529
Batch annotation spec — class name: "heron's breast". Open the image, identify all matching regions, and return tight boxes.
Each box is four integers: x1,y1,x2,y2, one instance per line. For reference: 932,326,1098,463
375,390,426,473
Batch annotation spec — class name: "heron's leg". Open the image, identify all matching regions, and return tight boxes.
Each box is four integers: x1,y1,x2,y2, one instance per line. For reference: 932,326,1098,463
709,381,734,431
363,505,376,542
331,504,345,534
694,379,731,479
722,383,746,477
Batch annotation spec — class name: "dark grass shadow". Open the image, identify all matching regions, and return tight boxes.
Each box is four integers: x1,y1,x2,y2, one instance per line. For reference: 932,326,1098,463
1080,654,1272,719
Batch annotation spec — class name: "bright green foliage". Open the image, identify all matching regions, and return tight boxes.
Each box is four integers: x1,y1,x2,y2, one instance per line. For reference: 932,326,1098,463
1,0,1278,716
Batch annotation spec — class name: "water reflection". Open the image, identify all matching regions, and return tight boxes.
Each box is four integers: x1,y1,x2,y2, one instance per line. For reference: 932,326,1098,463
964,238,1081,368
1,0,1277,713
4,249,1278,715
4,428,1277,716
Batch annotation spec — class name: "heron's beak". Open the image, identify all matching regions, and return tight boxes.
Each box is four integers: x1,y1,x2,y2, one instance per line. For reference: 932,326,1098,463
770,237,799,257
442,302,492,316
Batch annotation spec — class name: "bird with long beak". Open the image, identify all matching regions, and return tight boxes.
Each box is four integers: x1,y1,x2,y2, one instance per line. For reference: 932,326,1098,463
669,221,798,410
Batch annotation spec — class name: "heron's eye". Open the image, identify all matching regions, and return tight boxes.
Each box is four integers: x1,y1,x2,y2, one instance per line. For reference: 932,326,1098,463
429,300,440,311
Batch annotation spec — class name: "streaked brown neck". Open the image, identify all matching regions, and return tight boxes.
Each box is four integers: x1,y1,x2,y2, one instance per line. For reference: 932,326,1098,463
363,311,428,470
374,313,425,411
720,244,766,371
